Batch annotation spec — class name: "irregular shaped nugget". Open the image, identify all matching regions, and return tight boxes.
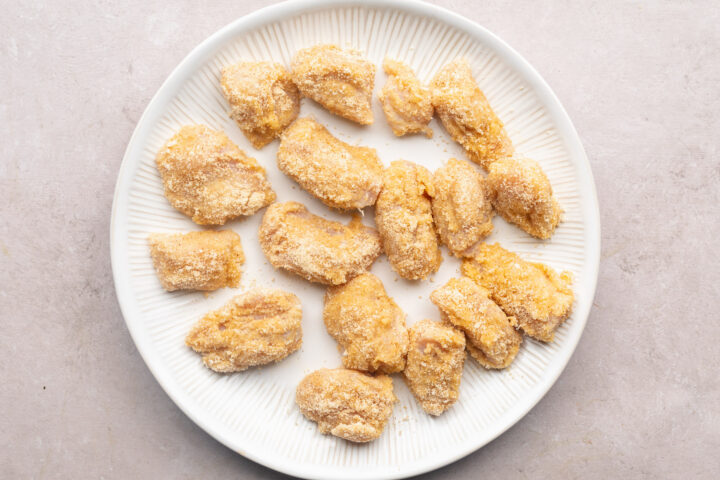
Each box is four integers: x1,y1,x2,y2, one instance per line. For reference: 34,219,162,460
431,58,514,170
259,201,382,285
296,368,396,442
404,320,466,416
148,230,244,292
156,125,276,225
185,288,302,372
430,158,494,257
323,273,409,373
431,277,522,369
462,243,574,342
277,117,383,210
291,44,375,125
379,58,433,137
487,156,561,239
375,160,442,280
220,61,300,149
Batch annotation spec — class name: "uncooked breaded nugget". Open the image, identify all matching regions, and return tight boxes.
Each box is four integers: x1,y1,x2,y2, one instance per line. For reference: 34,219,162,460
296,368,396,442
155,125,276,225
291,44,375,125
430,158,494,257
379,58,433,137
259,201,382,285
220,61,300,149
185,288,302,372
323,273,409,373
431,277,521,369
430,58,514,170
375,160,442,280
462,243,573,342
277,117,383,210
403,320,466,416
487,156,561,239
148,230,244,292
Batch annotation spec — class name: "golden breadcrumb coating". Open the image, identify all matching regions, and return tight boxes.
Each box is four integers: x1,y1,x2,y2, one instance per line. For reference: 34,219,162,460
430,58,514,170
148,230,244,292
185,288,302,372
277,117,383,210
462,243,574,342
155,125,276,225
379,58,433,137
375,160,442,280
259,201,382,285
220,61,300,149
296,368,396,442
291,44,375,125
431,277,521,369
403,320,466,416
430,158,494,257
487,156,562,239
323,273,409,374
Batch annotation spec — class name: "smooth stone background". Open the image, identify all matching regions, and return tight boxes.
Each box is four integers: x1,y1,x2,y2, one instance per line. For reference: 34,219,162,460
2,0,718,478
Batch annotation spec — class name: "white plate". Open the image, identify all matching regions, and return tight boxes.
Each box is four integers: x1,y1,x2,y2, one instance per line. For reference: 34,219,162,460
111,1,600,478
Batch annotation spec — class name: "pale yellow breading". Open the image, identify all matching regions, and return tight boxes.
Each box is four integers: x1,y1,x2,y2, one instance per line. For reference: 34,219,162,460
430,58,514,170
259,201,382,285
379,58,433,138
375,160,442,280
430,158,494,257
277,117,383,210
296,368,396,442
291,44,375,125
403,320,466,416
462,243,574,342
487,156,562,239
148,230,244,292
431,277,522,369
155,125,276,225
185,288,302,372
220,61,300,149
323,273,409,374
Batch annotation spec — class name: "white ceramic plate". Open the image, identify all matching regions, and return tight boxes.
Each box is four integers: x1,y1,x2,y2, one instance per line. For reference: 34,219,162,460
111,1,600,478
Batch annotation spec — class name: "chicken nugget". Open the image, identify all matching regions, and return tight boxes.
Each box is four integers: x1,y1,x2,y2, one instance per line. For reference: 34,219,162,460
259,201,382,285
155,125,276,225
185,288,302,372
375,160,442,280
379,58,433,137
296,368,396,442
291,44,375,125
277,117,383,210
148,230,244,292
462,243,573,342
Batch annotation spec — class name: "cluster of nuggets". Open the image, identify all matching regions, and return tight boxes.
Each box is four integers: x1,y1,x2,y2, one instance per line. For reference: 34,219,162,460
147,44,574,443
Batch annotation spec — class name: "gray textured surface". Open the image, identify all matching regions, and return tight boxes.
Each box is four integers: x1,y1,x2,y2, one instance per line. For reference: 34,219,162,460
2,0,719,478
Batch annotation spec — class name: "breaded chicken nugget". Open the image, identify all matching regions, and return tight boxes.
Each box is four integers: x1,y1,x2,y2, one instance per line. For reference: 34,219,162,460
430,158,494,257
430,59,514,170
220,61,300,149
185,288,302,372
431,277,521,369
375,160,442,280
259,201,382,285
462,243,573,342
155,125,276,225
379,58,433,137
291,44,375,125
487,156,561,239
323,273,409,373
403,320,466,416
148,230,244,292
277,117,383,210
296,368,396,442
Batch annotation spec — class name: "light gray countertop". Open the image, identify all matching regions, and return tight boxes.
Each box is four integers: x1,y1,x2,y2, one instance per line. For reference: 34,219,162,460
2,0,718,478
